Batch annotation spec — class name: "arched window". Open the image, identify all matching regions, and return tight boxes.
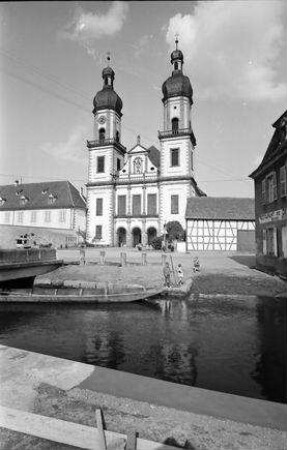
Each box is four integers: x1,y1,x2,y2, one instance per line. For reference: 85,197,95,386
99,128,105,143
116,130,120,142
174,62,178,71
172,117,179,135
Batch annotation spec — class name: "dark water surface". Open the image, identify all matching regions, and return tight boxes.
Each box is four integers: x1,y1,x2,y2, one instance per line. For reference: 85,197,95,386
0,296,286,403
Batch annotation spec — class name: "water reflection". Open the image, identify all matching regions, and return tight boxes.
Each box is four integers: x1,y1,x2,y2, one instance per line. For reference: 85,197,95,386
0,296,285,403
252,297,287,403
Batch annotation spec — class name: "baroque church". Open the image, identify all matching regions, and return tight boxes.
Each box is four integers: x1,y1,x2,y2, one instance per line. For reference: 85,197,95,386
86,39,205,247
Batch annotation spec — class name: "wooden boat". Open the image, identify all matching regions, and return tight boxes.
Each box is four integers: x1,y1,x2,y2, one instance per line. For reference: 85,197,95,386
0,279,163,303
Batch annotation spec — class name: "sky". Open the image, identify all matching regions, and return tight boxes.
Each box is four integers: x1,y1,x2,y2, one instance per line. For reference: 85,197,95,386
0,1,286,197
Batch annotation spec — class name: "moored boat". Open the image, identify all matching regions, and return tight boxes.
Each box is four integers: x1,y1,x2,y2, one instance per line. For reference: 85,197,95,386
0,278,163,303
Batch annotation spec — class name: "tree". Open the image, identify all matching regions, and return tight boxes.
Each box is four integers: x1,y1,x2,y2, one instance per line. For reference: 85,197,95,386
165,221,185,241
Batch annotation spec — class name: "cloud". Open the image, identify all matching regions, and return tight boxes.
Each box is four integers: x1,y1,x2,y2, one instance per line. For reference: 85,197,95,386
41,125,88,164
166,1,287,101
65,1,129,41
131,34,154,58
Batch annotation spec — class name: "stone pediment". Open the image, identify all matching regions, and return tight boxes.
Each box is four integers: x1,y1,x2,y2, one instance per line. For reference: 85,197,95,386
127,143,148,155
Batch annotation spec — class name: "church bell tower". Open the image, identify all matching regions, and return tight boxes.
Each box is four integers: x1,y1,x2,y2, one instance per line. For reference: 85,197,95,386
158,38,197,231
86,56,126,244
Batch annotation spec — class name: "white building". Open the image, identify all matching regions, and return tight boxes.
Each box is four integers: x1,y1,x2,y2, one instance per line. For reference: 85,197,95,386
86,41,204,247
0,181,86,247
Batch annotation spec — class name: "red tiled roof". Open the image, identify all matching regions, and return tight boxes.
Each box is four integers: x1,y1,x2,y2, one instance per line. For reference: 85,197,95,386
185,197,255,221
147,146,160,168
0,181,86,211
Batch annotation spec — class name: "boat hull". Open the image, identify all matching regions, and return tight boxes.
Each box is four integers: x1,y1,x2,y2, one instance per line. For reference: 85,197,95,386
0,288,162,303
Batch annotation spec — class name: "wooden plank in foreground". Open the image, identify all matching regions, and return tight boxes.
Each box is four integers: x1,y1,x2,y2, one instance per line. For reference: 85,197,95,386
0,406,180,450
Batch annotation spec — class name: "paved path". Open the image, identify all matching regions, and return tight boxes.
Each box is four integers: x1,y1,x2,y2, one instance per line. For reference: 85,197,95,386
1,345,287,450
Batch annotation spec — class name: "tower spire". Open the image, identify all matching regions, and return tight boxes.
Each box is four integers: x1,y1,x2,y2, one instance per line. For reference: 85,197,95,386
175,34,179,50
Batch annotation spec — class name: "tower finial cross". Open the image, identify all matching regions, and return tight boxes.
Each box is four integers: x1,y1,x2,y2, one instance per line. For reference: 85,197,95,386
175,34,179,49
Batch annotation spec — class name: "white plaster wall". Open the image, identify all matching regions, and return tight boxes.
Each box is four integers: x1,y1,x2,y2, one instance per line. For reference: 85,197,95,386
86,186,113,245
0,209,79,230
88,147,113,182
159,181,191,230
74,210,86,232
160,137,193,178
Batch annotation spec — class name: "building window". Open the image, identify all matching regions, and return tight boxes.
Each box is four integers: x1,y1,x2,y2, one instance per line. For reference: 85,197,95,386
171,195,179,214
96,198,103,216
132,194,141,215
97,156,105,173
133,157,143,174
118,195,126,216
147,194,157,215
59,210,66,223
20,195,29,206
48,193,57,204
17,211,23,223
266,227,277,256
170,148,179,167
117,158,121,171
280,165,286,197
45,211,51,222
261,179,266,203
99,128,105,143
95,225,102,239
31,211,37,223
171,117,179,135
116,130,120,143
266,172,277,203
4,211,10,223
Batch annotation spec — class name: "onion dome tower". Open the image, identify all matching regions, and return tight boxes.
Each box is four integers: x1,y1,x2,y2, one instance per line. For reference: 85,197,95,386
93,64,123,116
162,38,193,105
86,54,126,246
158,37,198,233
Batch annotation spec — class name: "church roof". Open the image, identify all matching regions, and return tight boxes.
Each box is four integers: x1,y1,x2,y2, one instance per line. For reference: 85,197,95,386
147,146,160,168
185,197,255,221
0,181,86,211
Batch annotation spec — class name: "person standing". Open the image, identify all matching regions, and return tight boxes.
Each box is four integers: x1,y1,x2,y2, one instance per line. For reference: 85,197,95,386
163,262,171,287
176,263,184,285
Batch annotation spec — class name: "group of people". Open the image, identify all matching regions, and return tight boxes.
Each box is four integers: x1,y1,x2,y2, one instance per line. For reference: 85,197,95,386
163,256,201,288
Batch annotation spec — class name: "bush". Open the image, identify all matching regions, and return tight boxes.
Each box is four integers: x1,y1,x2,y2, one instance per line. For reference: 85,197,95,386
150,235,164,250
165,221,185,241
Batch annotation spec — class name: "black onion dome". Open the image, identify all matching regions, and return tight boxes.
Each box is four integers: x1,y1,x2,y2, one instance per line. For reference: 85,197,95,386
102,66,115,79
93,89,123,115
93,66,123,115
162,72,193,104
171,48,184,64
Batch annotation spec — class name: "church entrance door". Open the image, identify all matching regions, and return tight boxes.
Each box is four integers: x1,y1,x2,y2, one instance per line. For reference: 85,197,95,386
117,227,127,247
147,227,157,244
132,227,142,247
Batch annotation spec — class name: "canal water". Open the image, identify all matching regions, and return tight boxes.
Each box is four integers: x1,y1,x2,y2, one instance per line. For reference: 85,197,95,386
0,295,286,403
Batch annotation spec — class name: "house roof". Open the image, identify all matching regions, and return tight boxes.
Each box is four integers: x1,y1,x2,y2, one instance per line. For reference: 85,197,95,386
185,197,255,221
250,110,287,179
0,181,86,211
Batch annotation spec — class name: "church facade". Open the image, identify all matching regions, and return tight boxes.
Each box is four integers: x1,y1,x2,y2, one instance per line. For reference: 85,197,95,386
86,42,204,247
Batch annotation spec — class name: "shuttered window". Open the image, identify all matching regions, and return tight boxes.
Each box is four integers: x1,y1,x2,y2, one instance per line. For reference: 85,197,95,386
95,225,102,239
261,179,266,202
171,195,179,214
170,148,179,167
97,156,105,173
118,195,126,216
96,198,103,216
132,195,141,215
280,166,287,197
147,194,157,215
